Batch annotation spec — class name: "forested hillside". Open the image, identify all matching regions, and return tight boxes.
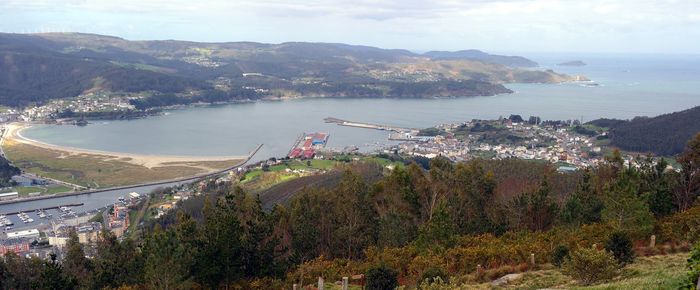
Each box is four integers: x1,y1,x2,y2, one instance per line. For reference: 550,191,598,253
0,33,580,108
589,106,700,156
0,34,209,107
3,135,700,289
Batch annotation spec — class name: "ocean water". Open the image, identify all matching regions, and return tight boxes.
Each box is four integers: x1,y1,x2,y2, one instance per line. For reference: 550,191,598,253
22,54,700,161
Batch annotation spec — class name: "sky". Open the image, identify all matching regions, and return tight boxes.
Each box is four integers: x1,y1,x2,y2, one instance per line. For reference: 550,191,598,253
1,0,699,54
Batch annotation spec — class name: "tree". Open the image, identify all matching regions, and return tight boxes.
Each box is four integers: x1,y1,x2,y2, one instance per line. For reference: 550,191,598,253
62,230,92,288
289,192,321,263
448,162,500,235
416,204,455,249
510,178,559,231
601,166,655,237
561,170,604,226
636,157,675,217
34,253,76,290
92,231,144,289
194,193,244,288
142,226,193,289
604,231,635,266
366,265,398,290
331,171,378,259
676,133,700,211
563,247,619,285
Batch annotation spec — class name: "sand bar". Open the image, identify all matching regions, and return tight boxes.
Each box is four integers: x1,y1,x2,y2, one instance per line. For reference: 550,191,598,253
4,123,246,169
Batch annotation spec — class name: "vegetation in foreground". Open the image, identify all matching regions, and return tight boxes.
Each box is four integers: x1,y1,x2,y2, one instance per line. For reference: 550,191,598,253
2,134,700,289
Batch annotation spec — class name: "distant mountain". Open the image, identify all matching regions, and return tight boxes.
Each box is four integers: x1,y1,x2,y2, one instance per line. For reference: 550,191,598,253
0,33,581,108
588,106,700,156
558,60,586,66
423,49,538,67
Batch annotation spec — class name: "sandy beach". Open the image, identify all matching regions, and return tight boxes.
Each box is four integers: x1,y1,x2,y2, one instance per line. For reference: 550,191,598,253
3,123,246,169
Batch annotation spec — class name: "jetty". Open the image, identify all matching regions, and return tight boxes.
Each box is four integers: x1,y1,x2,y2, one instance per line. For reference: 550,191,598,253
2,203,84,216
324,117,418,133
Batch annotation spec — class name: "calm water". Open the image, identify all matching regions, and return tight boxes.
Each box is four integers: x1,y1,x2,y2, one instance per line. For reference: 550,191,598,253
3,54,700,218
23,54,700,160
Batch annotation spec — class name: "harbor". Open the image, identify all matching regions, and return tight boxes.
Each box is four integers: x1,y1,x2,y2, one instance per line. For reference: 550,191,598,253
287,132,329,159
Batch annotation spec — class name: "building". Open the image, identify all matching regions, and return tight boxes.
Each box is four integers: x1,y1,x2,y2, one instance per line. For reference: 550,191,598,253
11,175,33,186
0,192,18,201
6,229,40,239
288,148,302,159
303,149,315,159
0,238,31,255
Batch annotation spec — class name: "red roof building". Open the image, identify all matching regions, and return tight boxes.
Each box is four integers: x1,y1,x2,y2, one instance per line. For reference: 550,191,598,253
288,148,303,158
303,149,315,159
0,239,30,256
303,139,313,149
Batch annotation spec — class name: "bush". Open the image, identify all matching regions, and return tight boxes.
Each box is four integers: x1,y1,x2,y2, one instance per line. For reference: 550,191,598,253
605,231,635,266
563,247,619,285
551,245,570,268
366,265,398,290
681,241,700,289
419,267,448,286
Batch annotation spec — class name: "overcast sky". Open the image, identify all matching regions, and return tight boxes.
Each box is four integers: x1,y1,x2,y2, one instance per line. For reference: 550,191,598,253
1,0,699,54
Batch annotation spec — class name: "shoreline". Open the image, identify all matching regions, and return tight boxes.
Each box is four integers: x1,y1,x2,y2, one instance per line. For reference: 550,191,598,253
5,122,247,169
0,143,263,206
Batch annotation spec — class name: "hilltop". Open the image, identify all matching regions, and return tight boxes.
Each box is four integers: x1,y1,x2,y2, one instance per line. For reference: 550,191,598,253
0,33,582,108
588,105,700,156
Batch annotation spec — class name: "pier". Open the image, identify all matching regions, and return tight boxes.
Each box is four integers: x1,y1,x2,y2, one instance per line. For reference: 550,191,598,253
1,203,84,216
324,117,418,133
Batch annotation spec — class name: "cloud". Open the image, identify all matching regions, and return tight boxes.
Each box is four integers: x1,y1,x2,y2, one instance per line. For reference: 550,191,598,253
1,0,699,53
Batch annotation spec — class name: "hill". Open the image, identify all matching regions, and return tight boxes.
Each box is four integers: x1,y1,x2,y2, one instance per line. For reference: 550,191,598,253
0,33,581,107
423,49,539,67
588,106,700,156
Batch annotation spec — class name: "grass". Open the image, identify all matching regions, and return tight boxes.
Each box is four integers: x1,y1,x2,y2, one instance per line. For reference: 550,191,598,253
3,140,239,188
1,185,73,197
490,253,688,289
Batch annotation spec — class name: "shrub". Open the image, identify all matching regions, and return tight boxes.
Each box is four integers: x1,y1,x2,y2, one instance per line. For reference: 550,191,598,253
366,265,399,290
418,267,448,285
681,241,700,289
551,245,570,268
563,247,619,285
605,231,635,266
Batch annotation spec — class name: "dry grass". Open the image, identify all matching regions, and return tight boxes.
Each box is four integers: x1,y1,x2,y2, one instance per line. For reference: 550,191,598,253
3,139,242,188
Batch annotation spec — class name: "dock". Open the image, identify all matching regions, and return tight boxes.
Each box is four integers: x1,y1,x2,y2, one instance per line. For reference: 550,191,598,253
324,117,418,133
1,203,84,216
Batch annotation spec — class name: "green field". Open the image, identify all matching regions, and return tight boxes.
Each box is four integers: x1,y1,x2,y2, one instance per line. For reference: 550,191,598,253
240,157,399,192
0,185,73,197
